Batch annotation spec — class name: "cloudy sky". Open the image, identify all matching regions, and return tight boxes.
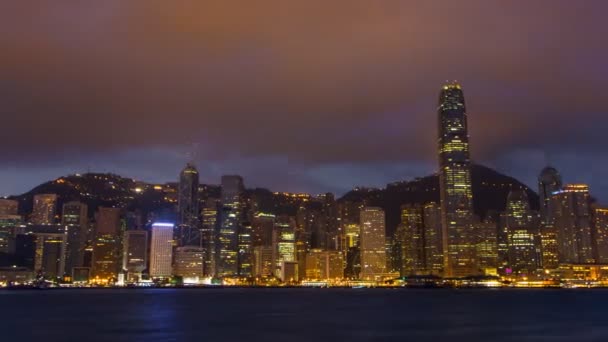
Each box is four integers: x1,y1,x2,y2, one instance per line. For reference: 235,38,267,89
1,1,607,199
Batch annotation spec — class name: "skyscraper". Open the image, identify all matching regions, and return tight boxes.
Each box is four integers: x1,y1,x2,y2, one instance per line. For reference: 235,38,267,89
505,190,540,275
273,215,296,278
538,167,562,270
34,233,66,279
423,202,443,275
150,223,174,278
31,194,58,225
177,163,200,247
593,207,608,263
437,82,476,277
91,207,122,282
359,207,387,279
201,198,219,277
61,202,88,278
551,184,594,264
395,205,425,276
173,246,204,282
122,230,148,282
217,175,244,277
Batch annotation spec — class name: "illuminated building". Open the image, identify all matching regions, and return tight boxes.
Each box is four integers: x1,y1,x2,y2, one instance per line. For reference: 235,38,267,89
150,222,174,278
0,215,22,254
437,82,476,277
594,207,608,263
304,249,344,280
252,212,275,247
423,202,443,274
475,218,498,276
217,175,244,277
0,199,18,216
344,223,360,249
238,221,253,277
280,261,298,283
201,199,218,277
173,246,204,282
551,184,594,264
61,202,88,277
253,245,274,277
505,190,541,275
274,216,296,278
122,230,148,281
538,167,562,270
34,233,66,279
395,205,425,276
359,207,387,279
177,163,200,247
31,194,58,225
91,207,123,281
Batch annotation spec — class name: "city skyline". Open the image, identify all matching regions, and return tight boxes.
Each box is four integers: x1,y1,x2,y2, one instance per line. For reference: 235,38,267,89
2,1,608,200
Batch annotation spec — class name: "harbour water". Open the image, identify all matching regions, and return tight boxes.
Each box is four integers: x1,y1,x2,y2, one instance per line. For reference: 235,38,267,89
1,288,606,341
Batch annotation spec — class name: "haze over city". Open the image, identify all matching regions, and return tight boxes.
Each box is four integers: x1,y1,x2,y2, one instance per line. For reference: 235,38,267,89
2,1,608,199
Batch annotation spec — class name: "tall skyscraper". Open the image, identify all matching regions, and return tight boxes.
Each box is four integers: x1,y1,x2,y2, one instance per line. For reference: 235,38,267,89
273,215,296,278
150,222,174,278
201,198,219,277
177,163,200,247
538,167,562,270
551,184,594,264
61,202,88,277
395,205,425,276
173,246,204,282
217,175,244,277
0,199,18,216
91,207,122,282
437,82,476,277
34,233,66,279
31,194,58,225
359,207,387,279
238,221,253,277
505,190,540,275
593,207,608,263
122,230,148,282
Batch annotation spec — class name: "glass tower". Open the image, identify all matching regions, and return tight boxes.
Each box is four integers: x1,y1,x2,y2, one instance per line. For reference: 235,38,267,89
437,82,476,277
217,175,244,277
177,163,200,247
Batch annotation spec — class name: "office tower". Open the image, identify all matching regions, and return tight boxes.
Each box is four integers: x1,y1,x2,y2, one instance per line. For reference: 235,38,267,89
593,207,608,263
61,202,88,277
173,246,204,282
177,163,200,247
538,167,563,222
150,223,174,278
34,233,66,279
122,230,148,281
0,199,18,216
0,214,22,254
217,175,244,277
505,190,541,275
253,245,275,277
395,205,425,276
201,199,218,277
280,261,299,283
321,193,339,250
91,207,122,282
344,223,360,249
304,249,344,280
475,219,498,275
551,184,594,264
238,221,253,277
274,216,296,277
437,82,476,277
538,167,562,270
423,202,443,274
31,194,58,225
252,212,276,247
359,207,387,279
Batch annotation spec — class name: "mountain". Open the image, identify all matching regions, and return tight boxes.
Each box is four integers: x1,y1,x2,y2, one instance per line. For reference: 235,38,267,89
339,164,539,238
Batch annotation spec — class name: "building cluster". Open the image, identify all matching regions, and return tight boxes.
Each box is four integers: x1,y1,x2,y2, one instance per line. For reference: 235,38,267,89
1,82,607,288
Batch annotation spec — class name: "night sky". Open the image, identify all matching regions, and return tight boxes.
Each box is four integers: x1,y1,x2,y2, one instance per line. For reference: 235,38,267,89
2,1,608,200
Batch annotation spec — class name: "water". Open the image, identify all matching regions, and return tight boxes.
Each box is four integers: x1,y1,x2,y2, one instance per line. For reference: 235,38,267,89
1,288,606,341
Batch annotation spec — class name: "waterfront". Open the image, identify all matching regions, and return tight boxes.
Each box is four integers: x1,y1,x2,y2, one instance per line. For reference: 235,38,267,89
1,288,607,341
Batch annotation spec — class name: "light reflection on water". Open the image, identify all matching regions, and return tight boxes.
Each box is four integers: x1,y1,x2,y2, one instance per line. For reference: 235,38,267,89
0,288,606,342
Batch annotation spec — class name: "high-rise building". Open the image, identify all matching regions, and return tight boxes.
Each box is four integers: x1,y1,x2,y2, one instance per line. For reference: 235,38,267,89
252,212,275,247
359,207,387,279
395,205,425,276
0,199,18,216
122,230,148,281
593,207,608,263
150,223,174,278
238,221,253,277
475,219,498,276
217,175,244,277
34,233,66,279
505,190,541,275
423,202,443,275
173,246,204,282
437,82,476,277
274,216,296,278
551,184,594,264
31,194,58,225
538,167,562,270
61,202,88,277
91,207,122,282
253,245,275,278
201,199,218,277
177,163,200,247
304,249,344,280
